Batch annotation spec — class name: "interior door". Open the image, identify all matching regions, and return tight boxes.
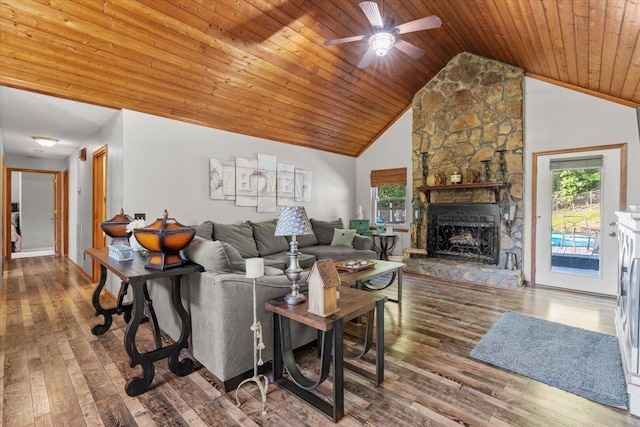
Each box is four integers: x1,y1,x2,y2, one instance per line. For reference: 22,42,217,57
534,145,626,295
92,146,107,282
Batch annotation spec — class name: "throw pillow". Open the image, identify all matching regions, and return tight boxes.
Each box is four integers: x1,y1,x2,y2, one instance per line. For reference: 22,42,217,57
193,221,214,240
182,238,234,274
212,222,259,258
249,220,289,256
310,218,344,245
293,232,319,248
330,228,357,247
219,241,246,273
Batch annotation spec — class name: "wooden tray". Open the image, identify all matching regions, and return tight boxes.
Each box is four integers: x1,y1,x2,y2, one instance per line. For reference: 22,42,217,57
334,259,375,272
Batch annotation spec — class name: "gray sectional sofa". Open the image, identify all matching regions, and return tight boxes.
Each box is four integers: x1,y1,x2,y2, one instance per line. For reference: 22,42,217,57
148,218,376,391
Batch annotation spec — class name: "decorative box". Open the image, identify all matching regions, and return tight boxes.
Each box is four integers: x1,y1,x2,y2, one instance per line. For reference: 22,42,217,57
133,210,196,270
108,244,133,261
101,209,133,245
306,259,340,317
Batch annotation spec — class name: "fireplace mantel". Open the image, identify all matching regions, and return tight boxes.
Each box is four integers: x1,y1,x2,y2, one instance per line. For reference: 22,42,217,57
417,182,508,203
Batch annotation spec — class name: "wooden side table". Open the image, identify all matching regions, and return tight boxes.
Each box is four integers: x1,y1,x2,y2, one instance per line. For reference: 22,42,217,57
85,247,204,396
267,287,386,422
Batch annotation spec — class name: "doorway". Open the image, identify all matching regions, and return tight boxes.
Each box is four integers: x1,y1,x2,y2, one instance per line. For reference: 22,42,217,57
3,168,65,260
533,144,627,295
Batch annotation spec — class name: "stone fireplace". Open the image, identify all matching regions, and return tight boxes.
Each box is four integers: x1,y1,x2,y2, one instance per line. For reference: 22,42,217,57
408,53,524,288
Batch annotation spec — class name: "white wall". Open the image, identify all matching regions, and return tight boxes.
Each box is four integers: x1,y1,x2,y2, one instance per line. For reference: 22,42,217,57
356,109,413,255
121,110,356,226
5,155,65,171
523,77,640,281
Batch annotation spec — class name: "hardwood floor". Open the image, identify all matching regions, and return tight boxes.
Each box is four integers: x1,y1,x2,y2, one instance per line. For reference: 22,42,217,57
1,256,638,426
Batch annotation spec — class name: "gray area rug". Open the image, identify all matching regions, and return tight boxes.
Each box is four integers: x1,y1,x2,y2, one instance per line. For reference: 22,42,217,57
470,311,628,408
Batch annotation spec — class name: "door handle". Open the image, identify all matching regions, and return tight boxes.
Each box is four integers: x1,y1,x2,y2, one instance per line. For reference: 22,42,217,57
609,231,617,237
609,221,617,226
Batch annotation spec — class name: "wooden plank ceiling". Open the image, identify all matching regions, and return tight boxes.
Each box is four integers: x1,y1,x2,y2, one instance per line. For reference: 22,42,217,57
1,0,639,157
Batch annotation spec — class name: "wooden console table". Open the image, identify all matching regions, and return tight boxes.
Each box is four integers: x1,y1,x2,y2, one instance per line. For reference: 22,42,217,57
267,287,386,422
417,182,508,203
86,247,204,396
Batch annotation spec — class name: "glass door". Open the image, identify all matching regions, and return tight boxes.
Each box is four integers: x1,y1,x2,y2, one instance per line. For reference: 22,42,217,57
535,147,622,295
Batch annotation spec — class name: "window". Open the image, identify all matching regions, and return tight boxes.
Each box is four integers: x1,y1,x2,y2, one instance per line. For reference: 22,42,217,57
374,185,406,225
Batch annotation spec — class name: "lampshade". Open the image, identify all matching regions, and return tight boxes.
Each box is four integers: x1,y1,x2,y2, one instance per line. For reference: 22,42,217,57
369,32,395,56
245,258,264,279
32,136,59,147
275,206,313,237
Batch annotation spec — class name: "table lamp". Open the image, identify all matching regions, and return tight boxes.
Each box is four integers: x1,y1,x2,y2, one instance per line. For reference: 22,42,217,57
274,206,313,305
235,258,268,414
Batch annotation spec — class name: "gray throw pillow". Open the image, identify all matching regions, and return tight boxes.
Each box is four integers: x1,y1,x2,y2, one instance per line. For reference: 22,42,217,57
193,221,214,240
182,238,233,274
293,232,318,248
219,241,246,273
213,222,259,258
310,218,344,245
249,220,289,256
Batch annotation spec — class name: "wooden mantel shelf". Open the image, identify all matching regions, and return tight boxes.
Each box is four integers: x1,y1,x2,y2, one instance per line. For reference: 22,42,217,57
417,182,508,203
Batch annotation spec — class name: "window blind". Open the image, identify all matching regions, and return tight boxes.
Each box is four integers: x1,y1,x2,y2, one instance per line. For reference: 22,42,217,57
549,156,603,170
370,167,407,187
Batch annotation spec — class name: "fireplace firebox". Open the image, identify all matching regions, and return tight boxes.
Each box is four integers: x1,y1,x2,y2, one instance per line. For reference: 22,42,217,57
427,203,500,265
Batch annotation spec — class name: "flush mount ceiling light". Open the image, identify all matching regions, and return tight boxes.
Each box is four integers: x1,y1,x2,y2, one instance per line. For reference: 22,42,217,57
369,32,395,56
32,136,59,147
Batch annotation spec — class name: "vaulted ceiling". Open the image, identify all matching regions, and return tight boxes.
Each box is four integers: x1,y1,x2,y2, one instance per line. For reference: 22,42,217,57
1,1,639,157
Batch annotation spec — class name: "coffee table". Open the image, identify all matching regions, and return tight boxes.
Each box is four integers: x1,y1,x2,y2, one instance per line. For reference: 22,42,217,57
338,259,405,303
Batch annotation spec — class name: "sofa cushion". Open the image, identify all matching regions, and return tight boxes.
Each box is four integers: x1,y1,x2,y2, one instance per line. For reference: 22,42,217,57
193,221,214,240
310,218,344,245
330,228,356,247
183,238,234,274
295,232,319,248
213,222,259,258
249,220,289,256
219,241,246,273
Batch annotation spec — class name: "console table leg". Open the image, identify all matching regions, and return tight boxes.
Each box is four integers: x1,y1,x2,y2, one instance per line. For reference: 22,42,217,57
124,279,152,396
91,265,112,335
143,282,162,349
168,275,193,377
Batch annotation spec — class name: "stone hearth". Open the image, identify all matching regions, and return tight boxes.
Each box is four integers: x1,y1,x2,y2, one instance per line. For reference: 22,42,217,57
404,258,522,290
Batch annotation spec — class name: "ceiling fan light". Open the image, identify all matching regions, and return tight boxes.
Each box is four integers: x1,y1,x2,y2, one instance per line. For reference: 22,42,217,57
369,32,395,56
32,136,59,147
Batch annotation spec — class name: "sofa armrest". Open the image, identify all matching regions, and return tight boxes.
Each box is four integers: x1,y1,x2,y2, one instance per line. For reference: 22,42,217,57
187,271,314,384
353,233,373,250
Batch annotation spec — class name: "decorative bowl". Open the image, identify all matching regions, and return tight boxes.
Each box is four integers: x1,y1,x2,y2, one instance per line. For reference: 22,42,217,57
101,209,133,245
133,210,195,270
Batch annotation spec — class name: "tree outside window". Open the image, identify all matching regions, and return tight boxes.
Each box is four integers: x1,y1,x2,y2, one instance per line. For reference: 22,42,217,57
374,185,406,225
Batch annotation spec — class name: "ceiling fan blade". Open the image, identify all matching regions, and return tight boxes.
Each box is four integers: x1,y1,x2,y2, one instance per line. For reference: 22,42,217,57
395,15,442,34
324,34,365,46
359,1,384,28
357,48,376,69
394,39,425,59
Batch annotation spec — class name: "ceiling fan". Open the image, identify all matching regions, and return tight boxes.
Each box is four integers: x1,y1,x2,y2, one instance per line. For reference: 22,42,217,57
324,1,442,69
